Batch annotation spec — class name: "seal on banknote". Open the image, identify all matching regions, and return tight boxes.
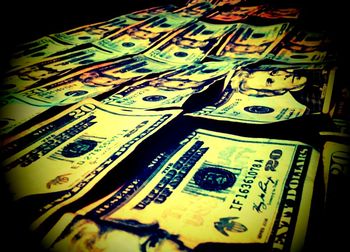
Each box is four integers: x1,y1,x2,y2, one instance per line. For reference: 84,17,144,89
142,95,167,102
193,167,236,191
62,139,98,158
244,105,274,114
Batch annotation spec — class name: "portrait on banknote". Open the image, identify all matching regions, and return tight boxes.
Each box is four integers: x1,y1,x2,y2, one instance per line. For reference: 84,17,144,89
187,62,335,123
48,215,191,252
227,64,329,113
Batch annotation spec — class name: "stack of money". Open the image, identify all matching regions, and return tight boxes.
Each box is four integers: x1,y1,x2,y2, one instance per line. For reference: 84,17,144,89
268,29,334,64
101,60,237,109
204,3,264,22
50,5,180,46
41,129,320,252
3,12,196,96
214,22,291,62
144,20,236,64
7,5,180,71
1,98,182,230
1,55,179,135
253,5,300,20
174,1,214,18
0,1,348,252
8,36,76,71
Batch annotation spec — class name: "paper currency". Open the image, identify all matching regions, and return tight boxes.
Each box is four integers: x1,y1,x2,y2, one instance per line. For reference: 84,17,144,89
271,48,328,65
50,5,177,46
13,55,178,107
205,4,263,22
269,29,332,64
158,58,236,83
0,96,51,136
321,83,350,137
9,36,74,70
188,91,307,123
215,22,290,61
211,0,242,7
174,1,214,17
182,21,238,41
322,141,350,201
5,14,194,94
101,60,236,109
254,6,300,20
125,5,178,21
320,140,350,252
43,128,319,252
8,5,178,71
50,16,139,45
186,64,335,123
186,0,241,7
4,46,116,93
102,80,195,109
1,98,182,229
186,0,210,5
94,14,195,55
145,21,237,64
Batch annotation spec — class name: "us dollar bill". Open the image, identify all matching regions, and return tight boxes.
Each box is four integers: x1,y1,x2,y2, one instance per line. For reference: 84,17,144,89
144,21,237,64
93,13,195,55
13,55,178,107
186,64,336,124
9,36,74,70
322,141,350,202
5,14,193,94
187,91,307,123
205,4,263,22
7,5,179,71
126,4,179,19
43,128,319,252
50,18,131,46
215,22,291,62
7,14,188,94
185,0,210,5
268,29,332,64
174,1,214,17
0,96,51,136
319,140,350,252
50,4,177,46
186,0,239,7
253,6,300,20
101,60,236,109
102,79,195,109
157,58,236,82
320,81,350,137
210,0,243,7
8,5,178,69
1,98,182,229
3,46,116,93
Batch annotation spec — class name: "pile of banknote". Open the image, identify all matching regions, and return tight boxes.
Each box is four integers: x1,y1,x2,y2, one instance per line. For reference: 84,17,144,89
1,0,348,252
